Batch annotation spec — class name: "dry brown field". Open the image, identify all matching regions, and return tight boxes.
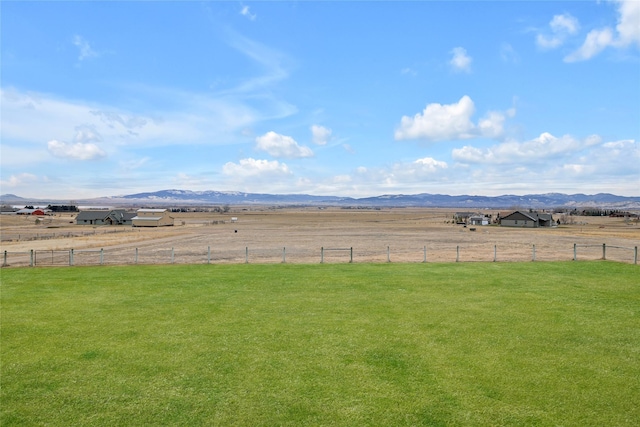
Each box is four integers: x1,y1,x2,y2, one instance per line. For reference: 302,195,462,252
1,207,639,267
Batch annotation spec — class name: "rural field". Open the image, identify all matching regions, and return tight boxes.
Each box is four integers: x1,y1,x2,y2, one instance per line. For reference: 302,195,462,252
1,207,639,266
1,262,639,426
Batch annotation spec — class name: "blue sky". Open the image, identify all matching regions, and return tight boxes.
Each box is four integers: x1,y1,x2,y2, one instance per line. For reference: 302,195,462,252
1,1,639,199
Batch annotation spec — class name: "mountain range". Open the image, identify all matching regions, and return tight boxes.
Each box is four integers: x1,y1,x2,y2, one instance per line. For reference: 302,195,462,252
2,190,639,209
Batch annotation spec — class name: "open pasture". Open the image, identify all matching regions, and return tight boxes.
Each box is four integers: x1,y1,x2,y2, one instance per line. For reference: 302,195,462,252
1,207,639,266
1,262,639,426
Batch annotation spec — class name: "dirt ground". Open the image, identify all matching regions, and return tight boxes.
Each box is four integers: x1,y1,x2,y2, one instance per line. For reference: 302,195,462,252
1,207,639,267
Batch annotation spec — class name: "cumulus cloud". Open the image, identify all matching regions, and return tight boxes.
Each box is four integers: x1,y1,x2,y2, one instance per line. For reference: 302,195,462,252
255,131,314,158
72,35,98,61
452,132,602,164
449,47,472,73
222,158,291,177
536,13,580,49
311,125,332,145
47,139,107,160
406,157,448,174
615,0,640,47
395,96,475,141
564,0,640,62
395,96,513,142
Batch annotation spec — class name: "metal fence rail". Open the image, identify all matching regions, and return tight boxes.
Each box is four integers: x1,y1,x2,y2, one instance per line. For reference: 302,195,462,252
2,243,638,268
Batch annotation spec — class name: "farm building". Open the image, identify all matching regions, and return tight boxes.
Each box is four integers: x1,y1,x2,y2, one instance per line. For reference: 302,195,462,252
454,212,475,223
132,209,174,227
16,208,48,216
76,209,135,225
500,211,554,228
454,212,490,225
469,215,490,226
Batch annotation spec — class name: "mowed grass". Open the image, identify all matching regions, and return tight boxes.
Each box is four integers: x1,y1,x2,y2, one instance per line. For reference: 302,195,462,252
1,262,639,426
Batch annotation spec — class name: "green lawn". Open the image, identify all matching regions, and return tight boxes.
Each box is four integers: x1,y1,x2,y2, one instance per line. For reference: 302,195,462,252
1,262,639,426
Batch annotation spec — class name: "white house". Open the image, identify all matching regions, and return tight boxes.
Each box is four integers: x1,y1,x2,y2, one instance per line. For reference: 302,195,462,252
468,215,490,226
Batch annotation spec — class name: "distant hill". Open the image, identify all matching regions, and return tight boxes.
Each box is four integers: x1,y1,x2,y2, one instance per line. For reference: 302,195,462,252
0,194,27,202
3,190,638,209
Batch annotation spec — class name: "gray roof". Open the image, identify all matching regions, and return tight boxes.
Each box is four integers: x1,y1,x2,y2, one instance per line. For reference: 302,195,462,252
76,209,133,222
76,210,112,221
502,211,553,222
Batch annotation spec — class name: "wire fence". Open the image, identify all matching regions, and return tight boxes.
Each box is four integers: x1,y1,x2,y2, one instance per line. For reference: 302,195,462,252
2,243,638,268
0,227,139,243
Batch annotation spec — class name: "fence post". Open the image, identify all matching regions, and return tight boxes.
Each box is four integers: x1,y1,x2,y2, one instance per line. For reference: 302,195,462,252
135,248,138,264
456,245,460,262
100,248,104,265
208,246,211,264
69,249,74,266
573,243,577,261
423,246,427,263
245,247,249,264
171,247,175,264
282,247,286,263
30,249,34,267
387,246,390,263
635,246,638,265
350,247,353,263
3,250,7,267
602,243,606,260
532,244,536,262
494,245,497,262
321,247,324,264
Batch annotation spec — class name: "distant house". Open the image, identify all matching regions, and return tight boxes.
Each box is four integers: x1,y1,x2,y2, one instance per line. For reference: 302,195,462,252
500,211,554,228
469,215,490,226
132,209,174,227
454,212,475,223
16,208,48,216
76,209,134,225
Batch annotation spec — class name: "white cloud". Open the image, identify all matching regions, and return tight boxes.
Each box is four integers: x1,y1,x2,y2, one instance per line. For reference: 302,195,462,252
47,139,107,160
255,131,314,158
173,172,208,187
401,67,418,76
536,13,580,49
0,173,38,188
395,96,513,142
311,125,332,146
72,35,98,61
452,132,602,164
564,0,640,62
224,31,290,94
550,13,580,34
222,158,291,178
615,0,640,47
119,157,149,172
593,139,639,174
395,96,475,141
409,157,448,173
500,43,519,63
240,5,256,21
565,28,615,62
0,86,291,153
449,47,472,73
74,125,102,143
